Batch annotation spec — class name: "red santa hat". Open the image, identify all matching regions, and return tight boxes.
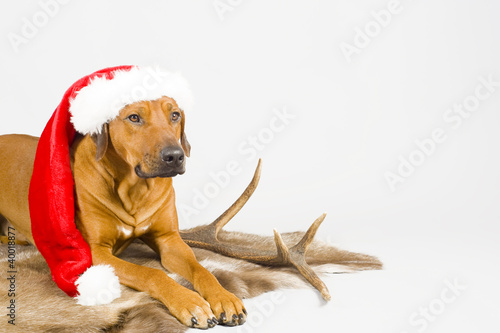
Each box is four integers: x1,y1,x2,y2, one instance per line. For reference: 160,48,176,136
28,65,193,305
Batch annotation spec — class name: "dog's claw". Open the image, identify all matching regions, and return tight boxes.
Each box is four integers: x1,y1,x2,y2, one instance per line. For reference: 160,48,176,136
221,313,238,326
219,312,226,322
207,319,215,328
191,317,198,326
212,317,218,325
243,308,247,315
238,313,246,325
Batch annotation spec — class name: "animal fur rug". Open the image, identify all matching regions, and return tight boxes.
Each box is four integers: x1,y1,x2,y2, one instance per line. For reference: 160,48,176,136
0,229,381,333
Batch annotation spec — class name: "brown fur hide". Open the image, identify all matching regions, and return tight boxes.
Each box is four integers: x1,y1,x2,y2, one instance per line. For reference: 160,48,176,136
0,230,381,332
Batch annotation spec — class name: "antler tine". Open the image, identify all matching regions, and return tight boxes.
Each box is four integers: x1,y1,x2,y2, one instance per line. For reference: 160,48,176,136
273,229,292,263
210,159,262,238
291,213,327,254
292,256,331,301
273,215,331,301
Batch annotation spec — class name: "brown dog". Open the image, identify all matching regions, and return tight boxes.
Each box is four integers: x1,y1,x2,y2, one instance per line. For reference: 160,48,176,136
0,96,246,329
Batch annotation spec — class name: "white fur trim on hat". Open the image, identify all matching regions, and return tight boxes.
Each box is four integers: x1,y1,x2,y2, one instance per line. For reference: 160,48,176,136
75,265,121,306
69,66,194,135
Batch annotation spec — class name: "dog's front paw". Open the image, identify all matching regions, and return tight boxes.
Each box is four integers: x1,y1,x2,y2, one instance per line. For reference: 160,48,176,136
165,289,219,329
204,289,247,326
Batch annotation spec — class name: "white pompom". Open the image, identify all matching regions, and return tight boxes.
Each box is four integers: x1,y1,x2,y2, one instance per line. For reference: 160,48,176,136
75,265,121,306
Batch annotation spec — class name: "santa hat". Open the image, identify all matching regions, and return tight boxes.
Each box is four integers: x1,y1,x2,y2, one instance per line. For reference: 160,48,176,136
28,65,193,305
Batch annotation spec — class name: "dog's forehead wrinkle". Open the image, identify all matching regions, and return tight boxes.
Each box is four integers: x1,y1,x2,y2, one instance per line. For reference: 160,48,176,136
135,106,147,115
161,101,173,112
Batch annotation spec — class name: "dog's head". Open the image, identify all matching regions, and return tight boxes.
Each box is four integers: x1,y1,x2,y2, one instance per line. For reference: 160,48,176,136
92,96,191,178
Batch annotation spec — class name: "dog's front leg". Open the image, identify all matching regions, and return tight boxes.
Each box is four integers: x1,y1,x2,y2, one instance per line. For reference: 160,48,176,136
146,232,247,326
90,244,218,329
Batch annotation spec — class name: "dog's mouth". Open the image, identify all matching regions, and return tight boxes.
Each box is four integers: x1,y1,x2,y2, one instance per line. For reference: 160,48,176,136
134,165,185,179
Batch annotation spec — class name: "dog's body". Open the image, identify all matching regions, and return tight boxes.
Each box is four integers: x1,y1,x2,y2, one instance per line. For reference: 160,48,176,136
0,97,246,329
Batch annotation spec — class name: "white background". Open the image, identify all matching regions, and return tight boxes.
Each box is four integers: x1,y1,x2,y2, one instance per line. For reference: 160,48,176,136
1,1,499,332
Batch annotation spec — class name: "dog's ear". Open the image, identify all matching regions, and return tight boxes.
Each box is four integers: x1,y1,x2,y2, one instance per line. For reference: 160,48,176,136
180,110,191,157
91,123,109,161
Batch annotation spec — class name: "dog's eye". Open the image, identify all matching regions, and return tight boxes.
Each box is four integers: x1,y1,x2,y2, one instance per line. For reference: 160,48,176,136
127,114,141,123
171,112,181,122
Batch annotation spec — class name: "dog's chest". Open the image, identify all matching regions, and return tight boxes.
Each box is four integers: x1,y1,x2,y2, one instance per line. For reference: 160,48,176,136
115,222,150,242
113,178,174,236
117,179,149,216
116,177,169,214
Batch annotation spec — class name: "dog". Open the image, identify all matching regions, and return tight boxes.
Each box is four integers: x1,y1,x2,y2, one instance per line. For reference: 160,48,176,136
0,96,246,329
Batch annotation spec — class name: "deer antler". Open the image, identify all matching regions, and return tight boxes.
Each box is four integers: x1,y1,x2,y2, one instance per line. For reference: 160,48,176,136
180,159,332,301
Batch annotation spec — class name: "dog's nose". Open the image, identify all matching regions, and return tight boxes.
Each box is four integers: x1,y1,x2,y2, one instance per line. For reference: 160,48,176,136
160,146,185,167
